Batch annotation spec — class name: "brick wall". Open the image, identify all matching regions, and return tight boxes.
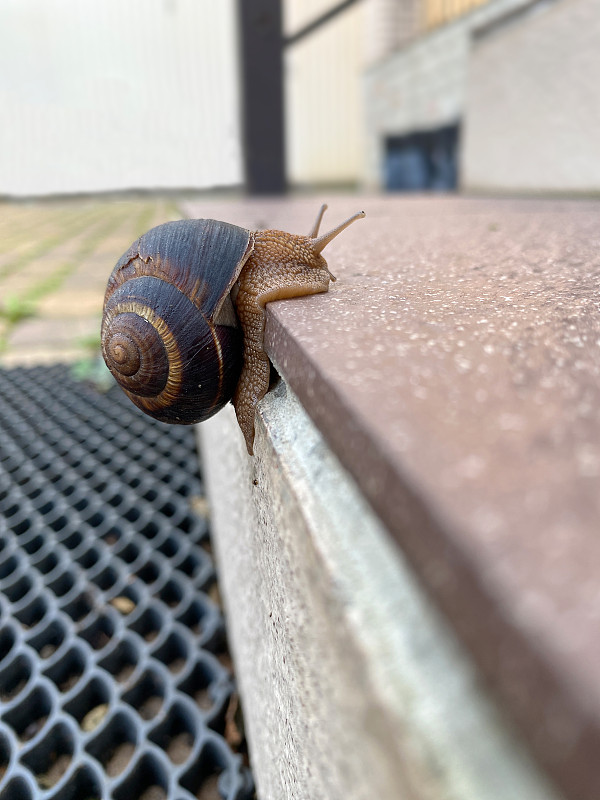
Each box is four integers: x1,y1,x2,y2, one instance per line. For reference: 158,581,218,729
362,0,562,190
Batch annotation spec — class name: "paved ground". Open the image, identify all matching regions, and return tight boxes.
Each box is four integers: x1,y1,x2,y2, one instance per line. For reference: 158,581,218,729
0,197,181,367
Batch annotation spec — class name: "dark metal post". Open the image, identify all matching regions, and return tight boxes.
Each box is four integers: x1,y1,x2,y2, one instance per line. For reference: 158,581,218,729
238,0,286,194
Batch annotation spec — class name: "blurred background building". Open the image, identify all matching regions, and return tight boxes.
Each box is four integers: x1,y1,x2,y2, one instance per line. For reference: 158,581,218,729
364,0,600,193
0,0,597,197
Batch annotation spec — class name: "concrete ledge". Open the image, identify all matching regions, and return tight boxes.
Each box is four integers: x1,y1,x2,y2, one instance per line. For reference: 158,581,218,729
200,383,561,800
188,195,600,800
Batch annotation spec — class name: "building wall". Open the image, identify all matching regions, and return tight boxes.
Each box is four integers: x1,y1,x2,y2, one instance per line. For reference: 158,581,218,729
424,0,490,31
363,21,469,188
362,0,552,189
0,0,372,195
364,0,421,65
0,0,242,196
284,0,367,186
462,0,600,193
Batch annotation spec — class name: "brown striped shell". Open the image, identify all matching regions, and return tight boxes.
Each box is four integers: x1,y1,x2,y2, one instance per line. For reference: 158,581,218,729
101,219,253,424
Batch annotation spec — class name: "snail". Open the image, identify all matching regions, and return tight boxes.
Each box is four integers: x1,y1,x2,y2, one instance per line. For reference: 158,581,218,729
101,204,365,455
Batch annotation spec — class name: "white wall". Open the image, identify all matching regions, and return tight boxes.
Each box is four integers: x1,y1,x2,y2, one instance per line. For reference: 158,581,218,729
284,0,366,186
0,0,242,195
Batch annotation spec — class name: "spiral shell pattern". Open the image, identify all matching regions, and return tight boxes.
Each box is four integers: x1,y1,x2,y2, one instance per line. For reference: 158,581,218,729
101,219,252,424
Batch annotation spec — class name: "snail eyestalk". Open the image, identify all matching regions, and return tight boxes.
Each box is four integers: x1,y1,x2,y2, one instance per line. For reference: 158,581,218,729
308,203,328,238
311,210,366,254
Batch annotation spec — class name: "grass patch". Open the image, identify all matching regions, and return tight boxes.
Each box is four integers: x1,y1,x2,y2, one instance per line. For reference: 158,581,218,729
71,356,115,392
76,332,102,353
132,203,159,238
0,294,36,325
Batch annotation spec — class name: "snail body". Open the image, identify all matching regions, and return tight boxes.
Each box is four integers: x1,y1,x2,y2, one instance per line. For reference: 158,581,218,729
102,205,365,454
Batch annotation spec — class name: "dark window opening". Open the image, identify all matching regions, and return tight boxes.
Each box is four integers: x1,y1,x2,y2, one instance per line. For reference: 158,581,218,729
384,124,460,192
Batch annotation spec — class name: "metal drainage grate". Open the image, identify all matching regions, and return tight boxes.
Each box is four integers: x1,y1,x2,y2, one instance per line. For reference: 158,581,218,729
0,364,254,800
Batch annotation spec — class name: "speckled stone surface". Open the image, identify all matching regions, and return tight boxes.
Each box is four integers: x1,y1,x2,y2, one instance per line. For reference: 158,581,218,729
185,195,600,800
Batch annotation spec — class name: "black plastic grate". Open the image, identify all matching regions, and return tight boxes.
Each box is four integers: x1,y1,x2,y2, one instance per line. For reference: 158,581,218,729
0,364,254,800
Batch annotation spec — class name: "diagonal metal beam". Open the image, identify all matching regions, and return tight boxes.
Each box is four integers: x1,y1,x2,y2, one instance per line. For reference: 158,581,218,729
284,0,364,46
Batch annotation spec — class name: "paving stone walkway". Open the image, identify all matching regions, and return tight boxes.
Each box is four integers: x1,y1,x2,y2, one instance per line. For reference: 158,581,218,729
0,198,181,367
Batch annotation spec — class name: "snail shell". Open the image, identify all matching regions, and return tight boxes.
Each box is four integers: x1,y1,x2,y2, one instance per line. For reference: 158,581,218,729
101,219,253,424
